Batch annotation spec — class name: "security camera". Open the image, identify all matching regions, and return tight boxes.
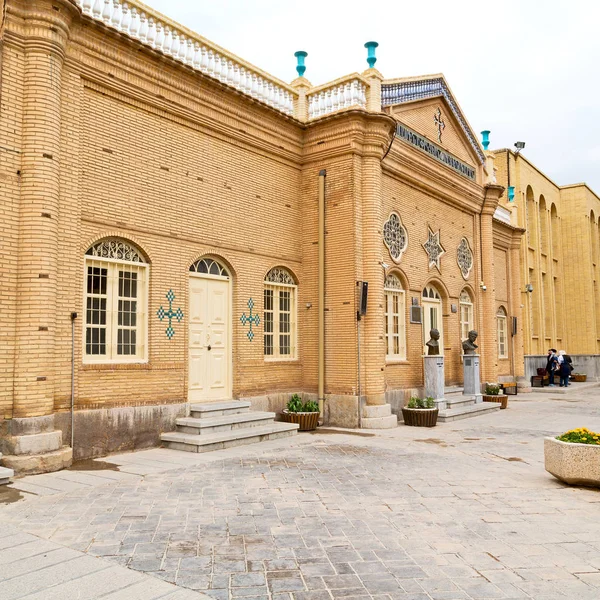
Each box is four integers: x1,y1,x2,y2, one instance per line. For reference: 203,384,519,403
481,285,487,291
380,261,389,269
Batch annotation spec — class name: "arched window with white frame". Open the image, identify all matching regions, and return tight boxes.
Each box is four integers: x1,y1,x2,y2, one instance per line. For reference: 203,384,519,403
384,273,406,360
459,289,474,341
264,267,297,359
497,306,508,359
84,238,148,363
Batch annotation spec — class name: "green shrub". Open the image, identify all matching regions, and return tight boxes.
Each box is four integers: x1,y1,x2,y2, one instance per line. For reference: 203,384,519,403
286,394,303,413
485,384,501,395
302,400,319,413
407,397,435,409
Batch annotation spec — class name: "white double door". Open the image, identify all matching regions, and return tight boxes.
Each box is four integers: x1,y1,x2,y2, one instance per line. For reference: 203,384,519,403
422,298,444,355
188,275,231,402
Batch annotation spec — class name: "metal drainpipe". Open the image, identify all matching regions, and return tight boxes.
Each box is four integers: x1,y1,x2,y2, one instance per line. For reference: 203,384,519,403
318,170,326,417
70,312,77,448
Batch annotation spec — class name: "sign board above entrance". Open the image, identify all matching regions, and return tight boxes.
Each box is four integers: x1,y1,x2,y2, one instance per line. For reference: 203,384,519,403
395,123,476,181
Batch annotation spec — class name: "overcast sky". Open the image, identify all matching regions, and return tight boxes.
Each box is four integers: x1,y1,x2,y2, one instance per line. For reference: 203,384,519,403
147,0,600,193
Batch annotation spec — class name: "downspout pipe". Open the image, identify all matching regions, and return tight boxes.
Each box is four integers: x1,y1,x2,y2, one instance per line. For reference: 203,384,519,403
318,170,326,417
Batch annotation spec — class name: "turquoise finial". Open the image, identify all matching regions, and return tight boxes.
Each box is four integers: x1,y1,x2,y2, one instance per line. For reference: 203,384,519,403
508,186,515,202
481,130,490,151
364,41,378,68
294,51,308,77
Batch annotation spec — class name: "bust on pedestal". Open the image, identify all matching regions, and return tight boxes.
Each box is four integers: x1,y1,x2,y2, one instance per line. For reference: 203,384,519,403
423,329,446,410
462,330,482,402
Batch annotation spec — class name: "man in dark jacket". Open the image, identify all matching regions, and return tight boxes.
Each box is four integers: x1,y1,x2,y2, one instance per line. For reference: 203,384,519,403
546,349,558,386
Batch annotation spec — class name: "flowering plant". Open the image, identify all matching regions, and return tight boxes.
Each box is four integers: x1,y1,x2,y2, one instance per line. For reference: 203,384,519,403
556,428,600,446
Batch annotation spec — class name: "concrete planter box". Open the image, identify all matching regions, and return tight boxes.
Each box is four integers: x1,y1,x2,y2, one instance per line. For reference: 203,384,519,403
482,394,508,409
544,437,600,487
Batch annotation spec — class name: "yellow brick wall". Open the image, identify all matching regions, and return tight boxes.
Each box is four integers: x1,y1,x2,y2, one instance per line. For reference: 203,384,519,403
382,173,480,388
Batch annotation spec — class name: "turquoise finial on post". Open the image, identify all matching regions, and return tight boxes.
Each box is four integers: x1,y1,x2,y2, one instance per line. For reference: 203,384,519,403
508,186,515,202
481,130,490,151
364,41,379,68
294,51,308,77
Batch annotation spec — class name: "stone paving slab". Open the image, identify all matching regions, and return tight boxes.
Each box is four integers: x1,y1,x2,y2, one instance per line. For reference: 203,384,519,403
3,392,600,599
0,525,210,599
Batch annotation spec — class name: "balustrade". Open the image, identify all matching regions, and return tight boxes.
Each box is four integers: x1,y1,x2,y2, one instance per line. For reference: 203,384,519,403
307,79,367,120
76,0,296,116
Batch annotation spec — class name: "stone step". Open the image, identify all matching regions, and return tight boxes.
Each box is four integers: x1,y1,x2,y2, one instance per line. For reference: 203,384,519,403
0,466,14,485
437,402,500,423
362,404,392,418
161,422,299,453
444,386,464,396
176,411,276,434
189,400,251,419
445,395,477,409
361,414,398,429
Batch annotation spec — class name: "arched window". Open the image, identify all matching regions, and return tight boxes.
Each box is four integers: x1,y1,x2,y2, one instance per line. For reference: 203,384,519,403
84,238,148,362
497,307,508,359
264,268,297,359
422,285,441,300
384,273,406,360
459,289,474,341
190,257,229,278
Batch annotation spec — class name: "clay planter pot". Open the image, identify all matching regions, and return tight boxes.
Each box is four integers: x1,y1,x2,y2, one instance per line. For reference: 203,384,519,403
544,437,600,487
401,407,438,427
572,374,587,383
482,394,508,409
280,410,319,431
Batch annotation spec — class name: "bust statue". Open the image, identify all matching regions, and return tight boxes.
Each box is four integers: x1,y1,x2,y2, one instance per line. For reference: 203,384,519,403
426,329,440,355
462,330,479,355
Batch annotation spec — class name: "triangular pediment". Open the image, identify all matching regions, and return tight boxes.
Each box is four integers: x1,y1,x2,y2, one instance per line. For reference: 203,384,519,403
382,76,485,167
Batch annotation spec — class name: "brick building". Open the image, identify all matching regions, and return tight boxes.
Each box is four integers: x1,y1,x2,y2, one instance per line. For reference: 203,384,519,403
492,149,600,378
0,0,593,473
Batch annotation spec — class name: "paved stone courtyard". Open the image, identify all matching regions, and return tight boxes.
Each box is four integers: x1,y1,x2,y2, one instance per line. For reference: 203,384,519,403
3,388,600,599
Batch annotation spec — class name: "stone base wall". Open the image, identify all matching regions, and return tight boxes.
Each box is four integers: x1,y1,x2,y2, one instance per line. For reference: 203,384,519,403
525,355,600,382
54,403,188,461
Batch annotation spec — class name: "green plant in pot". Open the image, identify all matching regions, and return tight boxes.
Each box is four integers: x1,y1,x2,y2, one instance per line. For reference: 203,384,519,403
402,396,438,427
483,383,508,409
280,394,320,431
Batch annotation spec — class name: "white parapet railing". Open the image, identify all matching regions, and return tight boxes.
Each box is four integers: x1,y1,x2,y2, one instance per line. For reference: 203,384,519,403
307,77,367,120
75,0,297,116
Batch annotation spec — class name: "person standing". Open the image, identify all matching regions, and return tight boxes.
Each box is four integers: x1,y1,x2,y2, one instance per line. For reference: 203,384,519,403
546,349,558,386
557,350,571,387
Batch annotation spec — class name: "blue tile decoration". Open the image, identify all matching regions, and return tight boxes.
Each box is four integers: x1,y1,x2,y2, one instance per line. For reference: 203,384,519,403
240,297,260,341
157,289,184,339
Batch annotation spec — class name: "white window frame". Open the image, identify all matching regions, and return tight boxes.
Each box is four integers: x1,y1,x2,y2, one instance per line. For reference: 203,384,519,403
385,274,406,361
83,251,148,364
497,308,508,359
264,269,297,360
459,289,474,341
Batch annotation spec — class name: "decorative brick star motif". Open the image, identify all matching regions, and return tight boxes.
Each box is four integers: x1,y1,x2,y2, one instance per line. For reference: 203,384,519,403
423,227,445,271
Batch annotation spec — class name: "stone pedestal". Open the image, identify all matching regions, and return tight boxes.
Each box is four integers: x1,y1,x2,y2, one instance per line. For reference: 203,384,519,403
463,354,482,403
0,415,72,475
424,355,446,410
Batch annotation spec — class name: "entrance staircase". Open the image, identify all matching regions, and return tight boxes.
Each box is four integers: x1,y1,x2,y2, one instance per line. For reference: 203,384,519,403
437,387,500,422
0,454,14,485
160,400,298,452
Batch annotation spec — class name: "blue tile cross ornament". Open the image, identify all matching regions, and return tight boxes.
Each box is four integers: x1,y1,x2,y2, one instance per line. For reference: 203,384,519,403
157,289,184,339
240,298,260,341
